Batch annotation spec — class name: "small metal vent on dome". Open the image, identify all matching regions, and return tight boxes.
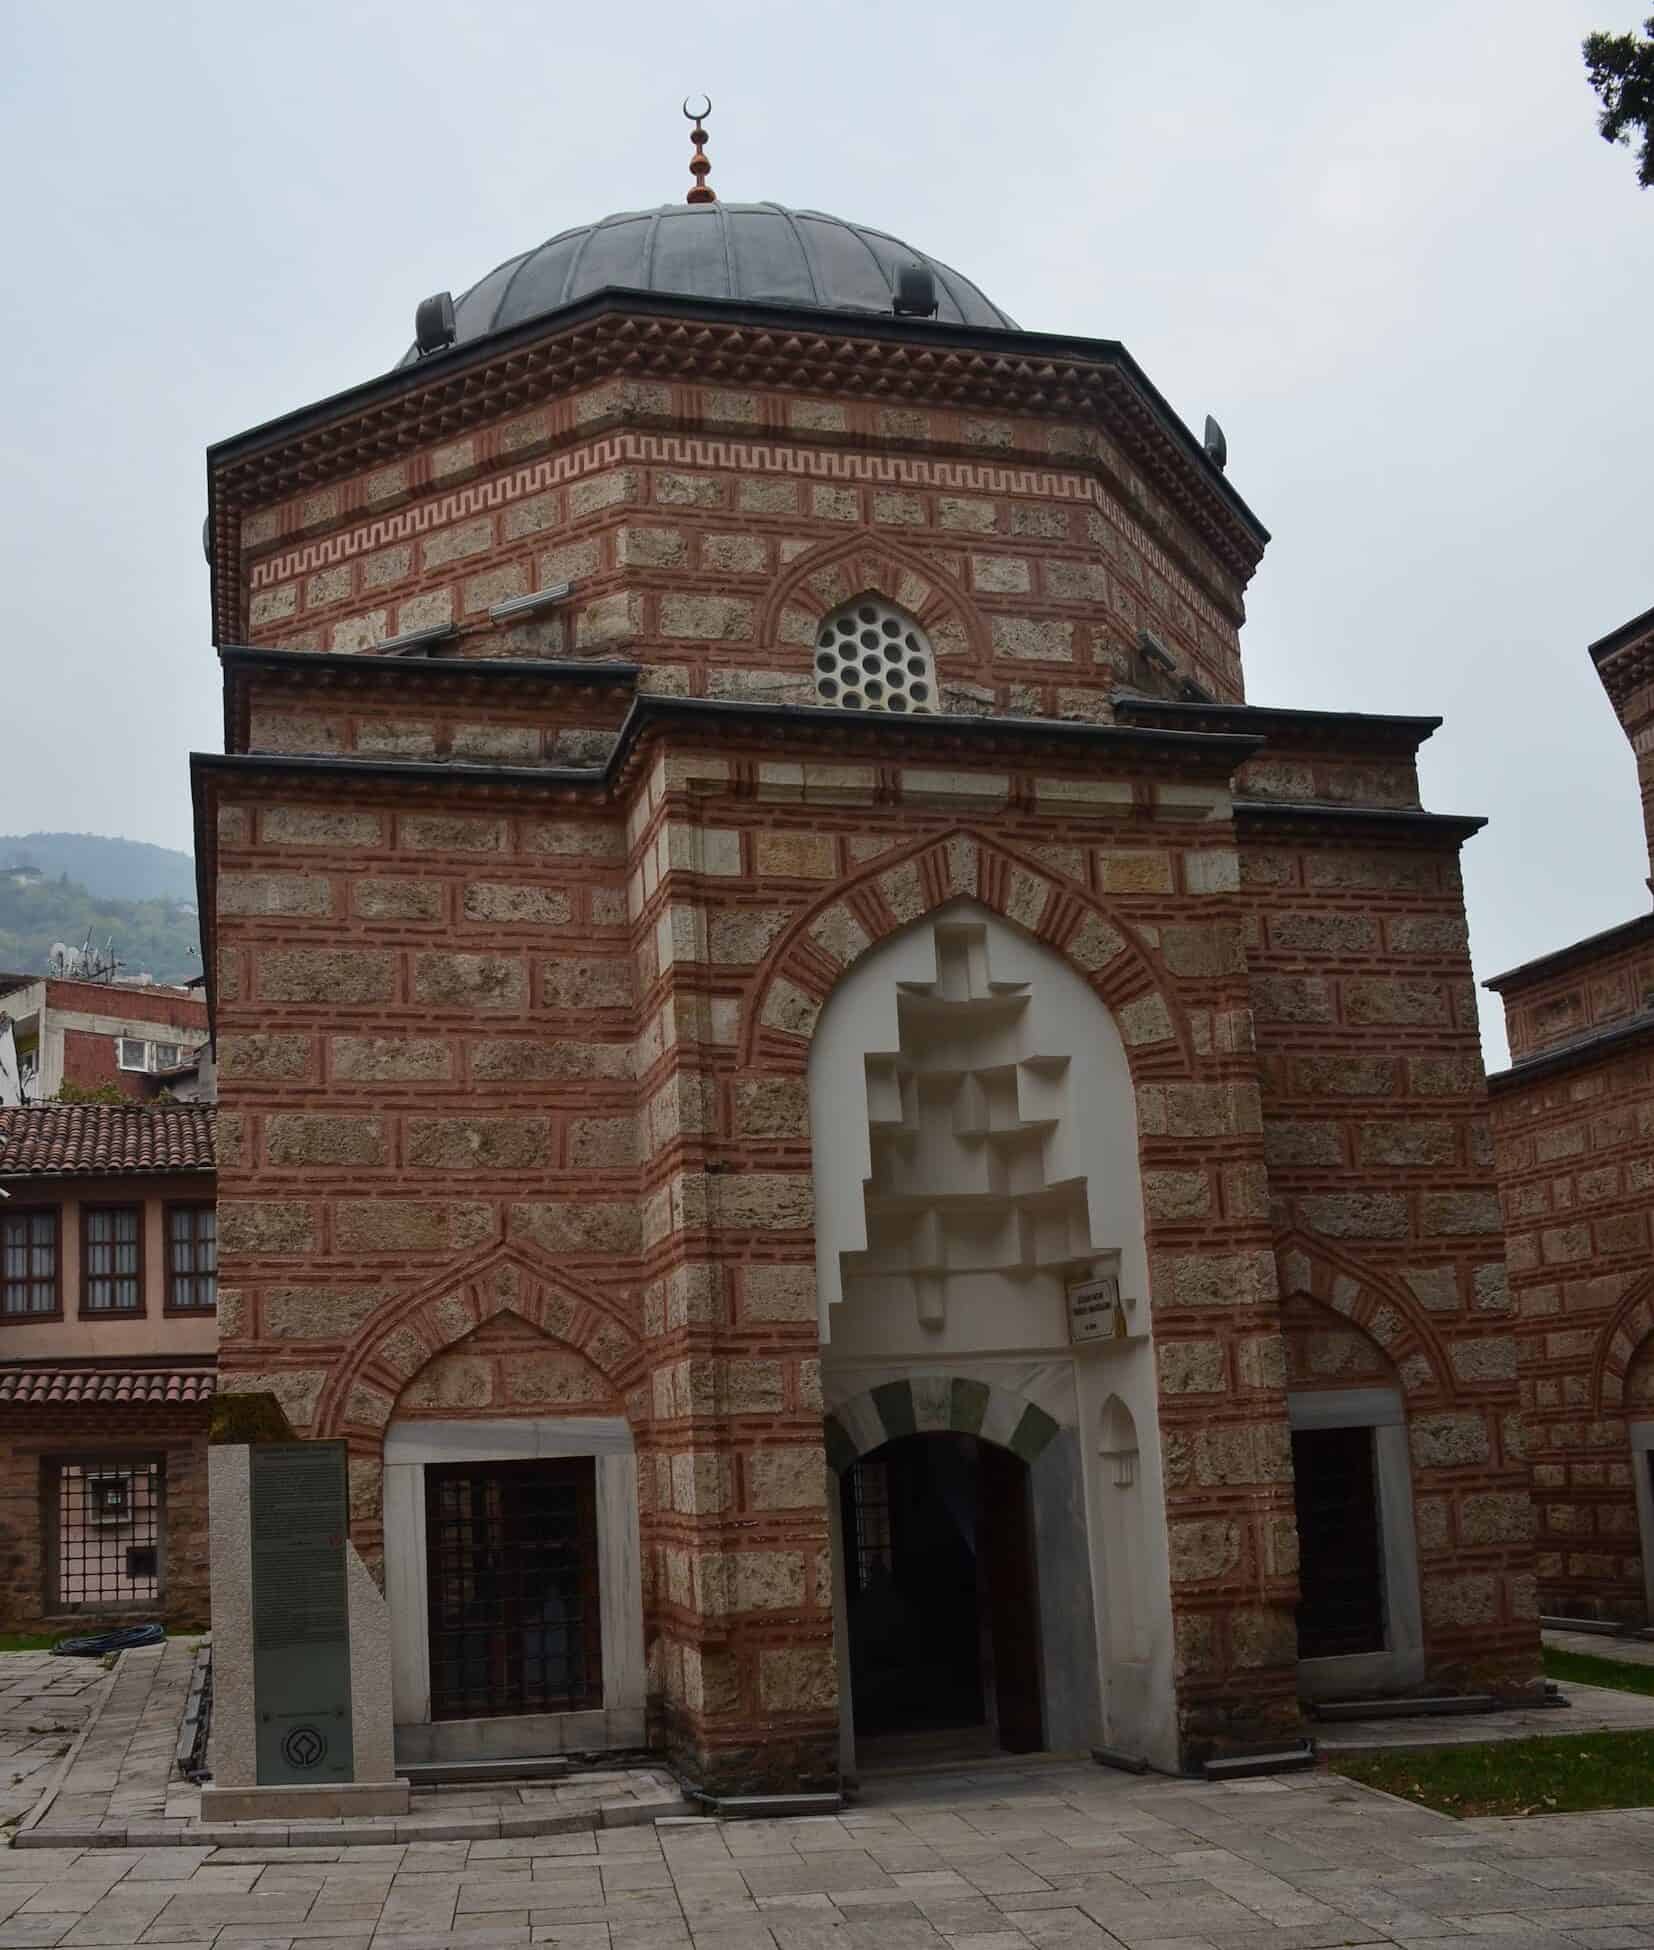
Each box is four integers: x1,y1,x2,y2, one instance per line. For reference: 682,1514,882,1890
814,598,936,714
893,262,938,318
414,291,457,357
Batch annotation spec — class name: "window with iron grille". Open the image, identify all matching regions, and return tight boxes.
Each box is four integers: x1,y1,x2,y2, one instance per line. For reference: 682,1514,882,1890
165,1206,216,1313
1,1209,59,1317
847,1458,894,1595
424,1458,602,1721
49,1458,163,1610
82,1207,142,1315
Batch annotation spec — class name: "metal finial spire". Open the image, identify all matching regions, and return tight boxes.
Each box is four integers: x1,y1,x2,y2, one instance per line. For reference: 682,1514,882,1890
683,96,715,204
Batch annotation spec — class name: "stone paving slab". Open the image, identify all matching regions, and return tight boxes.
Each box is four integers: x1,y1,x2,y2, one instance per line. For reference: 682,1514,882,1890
0,1656,114,1832
8,1762,1654,1950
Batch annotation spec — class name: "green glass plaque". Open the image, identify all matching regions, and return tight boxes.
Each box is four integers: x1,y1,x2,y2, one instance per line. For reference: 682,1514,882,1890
250,1440,354,1786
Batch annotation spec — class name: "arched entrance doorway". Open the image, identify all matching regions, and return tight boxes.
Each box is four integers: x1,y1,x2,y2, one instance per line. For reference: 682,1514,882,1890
840,1430,1043,1757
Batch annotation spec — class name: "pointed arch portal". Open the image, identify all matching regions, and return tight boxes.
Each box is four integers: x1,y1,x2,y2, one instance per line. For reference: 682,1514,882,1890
812,903,1180,1773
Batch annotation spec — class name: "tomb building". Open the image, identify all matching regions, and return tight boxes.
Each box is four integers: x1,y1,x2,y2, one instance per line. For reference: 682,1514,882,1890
193,130,1538,1790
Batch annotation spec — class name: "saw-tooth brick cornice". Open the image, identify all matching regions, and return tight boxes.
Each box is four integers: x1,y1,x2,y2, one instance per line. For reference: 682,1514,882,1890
205,294,1269,648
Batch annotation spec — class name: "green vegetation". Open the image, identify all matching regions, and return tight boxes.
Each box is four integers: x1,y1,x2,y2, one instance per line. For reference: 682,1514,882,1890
0,833,195,905
209,1391,297,1446
0,871,199,985
0,1633,63,1651
1585,16,1654,187
1543,1644,1654,1699
1332,1729,1654,1816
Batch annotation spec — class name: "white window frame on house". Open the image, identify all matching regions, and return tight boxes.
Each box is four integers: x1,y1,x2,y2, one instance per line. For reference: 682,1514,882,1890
381,1417,645,1765
1631,1420,1654,1620
114,1037,194,1075
1288,1386,1425,1699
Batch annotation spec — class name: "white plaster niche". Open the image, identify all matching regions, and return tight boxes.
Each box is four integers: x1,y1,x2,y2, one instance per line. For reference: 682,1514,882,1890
811,903,1146,1352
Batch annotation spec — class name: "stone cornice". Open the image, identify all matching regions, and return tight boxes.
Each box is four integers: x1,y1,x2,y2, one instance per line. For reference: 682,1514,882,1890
1114,693,1441,757
198,696,1262,807
191,697,1265,1022
1233,799,1486,845
220,643,640,754
205,291,1269,646
1483,909,1654,994
1589,602,1654,714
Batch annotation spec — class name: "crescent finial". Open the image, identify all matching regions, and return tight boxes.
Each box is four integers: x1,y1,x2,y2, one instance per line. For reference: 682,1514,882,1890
683,95,715,203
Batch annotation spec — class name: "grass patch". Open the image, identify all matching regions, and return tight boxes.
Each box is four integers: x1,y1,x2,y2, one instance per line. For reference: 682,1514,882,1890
1332,1728,1654,1816
1543,1645,1654,1699
0,1633,62,1652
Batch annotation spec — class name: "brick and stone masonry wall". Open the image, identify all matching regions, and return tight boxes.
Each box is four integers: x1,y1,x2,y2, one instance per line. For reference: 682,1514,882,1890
234,380,1248,714
241,670,633,771
0,1417,210,1633
208,739,1308,1779
1240,809,1537,1688
1490,1018,1654,1619
207,713,1539,1775
204,321,1542,1774
1500,928,1654,1063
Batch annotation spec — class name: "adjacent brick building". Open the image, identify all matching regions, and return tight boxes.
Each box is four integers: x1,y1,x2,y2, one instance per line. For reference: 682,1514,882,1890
1488,602,1654,1624
0,974,209,1103
0,1103,218,1632
193,188,1537,1791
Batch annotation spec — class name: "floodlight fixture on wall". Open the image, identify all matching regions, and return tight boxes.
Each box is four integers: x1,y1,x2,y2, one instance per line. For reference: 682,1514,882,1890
488,581,573,625
1137,629,1177,673
377,623,459,658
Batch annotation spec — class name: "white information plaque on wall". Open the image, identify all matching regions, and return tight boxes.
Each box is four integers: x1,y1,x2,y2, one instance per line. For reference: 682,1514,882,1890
1068,1275,1123,1344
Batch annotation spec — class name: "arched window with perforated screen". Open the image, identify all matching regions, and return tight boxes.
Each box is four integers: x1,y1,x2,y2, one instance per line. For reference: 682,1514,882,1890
813,597,936,714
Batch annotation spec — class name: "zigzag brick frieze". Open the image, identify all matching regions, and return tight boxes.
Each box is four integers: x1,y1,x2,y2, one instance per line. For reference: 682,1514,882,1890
249,436,1095,590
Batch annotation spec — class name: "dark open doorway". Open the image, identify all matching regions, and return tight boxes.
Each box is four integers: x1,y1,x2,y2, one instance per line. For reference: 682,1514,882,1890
1291,1425,1386,1659
841,1432,1043,1757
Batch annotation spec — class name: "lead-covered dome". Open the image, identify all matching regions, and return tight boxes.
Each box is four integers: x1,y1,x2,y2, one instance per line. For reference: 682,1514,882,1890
404,202,1017,363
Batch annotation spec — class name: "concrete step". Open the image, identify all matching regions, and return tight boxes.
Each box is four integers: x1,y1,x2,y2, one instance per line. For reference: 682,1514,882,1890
401,1755,574,1787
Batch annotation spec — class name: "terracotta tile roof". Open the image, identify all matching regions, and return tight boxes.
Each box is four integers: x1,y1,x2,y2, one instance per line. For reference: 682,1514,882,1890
0,1105,215,1178
0,1366,216,1406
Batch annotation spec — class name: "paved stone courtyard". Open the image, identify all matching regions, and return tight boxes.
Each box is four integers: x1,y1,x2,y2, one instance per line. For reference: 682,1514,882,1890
4,1759,1654,1950
4,1635,1654,1948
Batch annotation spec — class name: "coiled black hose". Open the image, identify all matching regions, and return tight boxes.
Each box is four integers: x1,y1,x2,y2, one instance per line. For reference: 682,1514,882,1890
52,1623,165,1657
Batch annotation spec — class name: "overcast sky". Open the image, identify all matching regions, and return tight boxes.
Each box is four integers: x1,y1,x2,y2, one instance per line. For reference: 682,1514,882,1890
1,0,1649,1064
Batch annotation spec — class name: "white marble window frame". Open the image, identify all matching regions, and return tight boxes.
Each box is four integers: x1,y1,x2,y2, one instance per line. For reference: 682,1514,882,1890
1631,1420,1654,1619
382,1418,645,1754
1287,1387,1424,1699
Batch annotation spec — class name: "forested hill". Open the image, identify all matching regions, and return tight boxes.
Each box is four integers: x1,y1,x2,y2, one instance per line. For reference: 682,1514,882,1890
0,834,196,905
0,865,201,987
